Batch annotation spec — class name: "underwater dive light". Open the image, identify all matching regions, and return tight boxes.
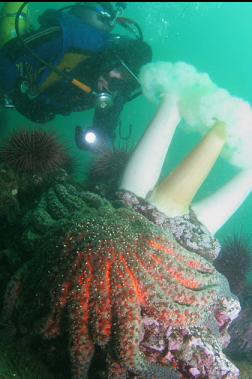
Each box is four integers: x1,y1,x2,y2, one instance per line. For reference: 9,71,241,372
75,125,112,151
84,130,97,144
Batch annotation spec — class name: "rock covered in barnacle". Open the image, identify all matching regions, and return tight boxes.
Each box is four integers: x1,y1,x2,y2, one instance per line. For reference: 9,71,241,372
139,295,240,378
116,190,221,261
164,209,221,260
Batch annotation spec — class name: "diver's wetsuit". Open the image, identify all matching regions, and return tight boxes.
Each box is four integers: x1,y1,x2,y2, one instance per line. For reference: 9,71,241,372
0,11,139,142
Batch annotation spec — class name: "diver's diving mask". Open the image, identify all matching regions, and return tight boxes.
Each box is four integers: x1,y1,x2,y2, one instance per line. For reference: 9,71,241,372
84,2,127,27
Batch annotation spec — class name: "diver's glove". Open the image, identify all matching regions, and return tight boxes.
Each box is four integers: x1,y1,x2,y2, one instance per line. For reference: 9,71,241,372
12,93,55,123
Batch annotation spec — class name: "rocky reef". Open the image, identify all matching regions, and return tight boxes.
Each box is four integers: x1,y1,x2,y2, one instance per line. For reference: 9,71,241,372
0,182,240,379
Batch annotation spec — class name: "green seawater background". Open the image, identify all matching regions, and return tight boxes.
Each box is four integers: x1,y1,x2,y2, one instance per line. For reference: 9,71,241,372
0,3,252,378
1,1,252,243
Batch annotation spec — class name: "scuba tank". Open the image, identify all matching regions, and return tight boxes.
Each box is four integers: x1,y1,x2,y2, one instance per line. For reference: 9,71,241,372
0,2,29,48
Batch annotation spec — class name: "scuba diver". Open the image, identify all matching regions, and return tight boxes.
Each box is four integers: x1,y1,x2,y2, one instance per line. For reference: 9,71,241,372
0,2,152,150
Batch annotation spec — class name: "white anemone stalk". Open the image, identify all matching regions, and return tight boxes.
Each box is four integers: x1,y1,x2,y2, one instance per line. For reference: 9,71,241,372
193,167,252,234
119,94,181,198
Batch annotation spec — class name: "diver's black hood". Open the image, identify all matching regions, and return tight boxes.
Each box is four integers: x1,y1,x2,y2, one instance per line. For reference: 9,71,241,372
69,36,152,91
97,36,152,76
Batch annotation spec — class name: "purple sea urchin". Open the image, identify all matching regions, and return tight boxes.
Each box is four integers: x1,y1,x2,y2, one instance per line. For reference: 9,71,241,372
90,148,130,180
0,130,69,174
86,148,131,196
215,234,252,297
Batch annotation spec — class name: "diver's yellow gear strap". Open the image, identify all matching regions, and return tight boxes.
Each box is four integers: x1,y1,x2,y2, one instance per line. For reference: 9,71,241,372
72,78,92,93
38,53,90,93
